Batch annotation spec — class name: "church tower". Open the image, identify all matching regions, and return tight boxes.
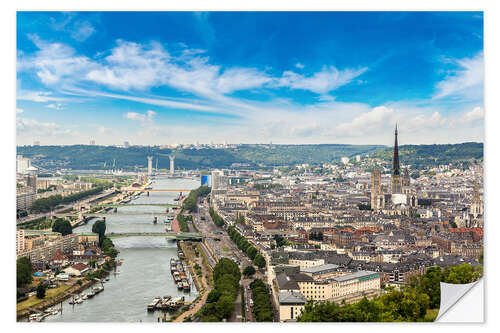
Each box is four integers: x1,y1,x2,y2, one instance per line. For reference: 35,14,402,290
471,180,483,218
371,167,384,210
391,124,403,194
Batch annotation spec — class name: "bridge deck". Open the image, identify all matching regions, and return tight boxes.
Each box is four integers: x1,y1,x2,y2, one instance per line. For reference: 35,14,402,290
122,189,192,192
105,232,203,240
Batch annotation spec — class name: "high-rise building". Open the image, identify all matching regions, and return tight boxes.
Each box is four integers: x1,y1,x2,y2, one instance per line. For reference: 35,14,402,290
90,140,96,145
16,230,25,254
33,141,40,146
124,141,130,148
169,156,175,175
16,155,31,174
211,169,228,191
147,156,153,176
391,125,403,194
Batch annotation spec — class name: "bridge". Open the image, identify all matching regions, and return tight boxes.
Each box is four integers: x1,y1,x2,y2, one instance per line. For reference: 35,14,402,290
105,232,203,241
122,188,192,193
99,203,177,208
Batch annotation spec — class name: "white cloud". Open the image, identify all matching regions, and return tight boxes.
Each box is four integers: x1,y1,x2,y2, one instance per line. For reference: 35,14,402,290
277,66,368,94
17,90,68,102
461,106,484,124
19,34,95,85
124,112,146,122
124,110,156,123
334,106,395,137
71,21,95,42
16,117,75,138
295,63,305,69
434,52,484,100
46,103,64,110
216,68,272,94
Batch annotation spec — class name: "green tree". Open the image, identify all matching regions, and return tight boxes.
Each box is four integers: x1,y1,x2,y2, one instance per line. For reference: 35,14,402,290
36,282,46,299
52,218,73,236
206,289,221,303
92,220,106,246
16,257,33,287
253,254,266,269
243,265,256,277
215,295,234,319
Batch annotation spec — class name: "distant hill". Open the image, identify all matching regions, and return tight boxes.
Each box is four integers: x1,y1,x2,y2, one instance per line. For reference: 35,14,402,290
16,144,383,171
370,142,483,169
16,142,482,171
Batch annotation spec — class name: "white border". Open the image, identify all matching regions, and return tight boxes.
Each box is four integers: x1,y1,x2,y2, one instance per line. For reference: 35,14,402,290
2,1,499,332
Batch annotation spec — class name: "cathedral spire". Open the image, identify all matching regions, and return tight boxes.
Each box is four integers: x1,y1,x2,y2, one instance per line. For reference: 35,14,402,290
393,124,400,176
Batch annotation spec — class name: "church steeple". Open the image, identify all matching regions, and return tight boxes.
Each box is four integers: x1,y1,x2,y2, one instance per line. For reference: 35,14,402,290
393,124,400,176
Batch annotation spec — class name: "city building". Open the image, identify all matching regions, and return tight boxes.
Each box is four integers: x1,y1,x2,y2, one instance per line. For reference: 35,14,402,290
278,291,307,322
16,155,31,174
16,230,25,254
16,188,36,211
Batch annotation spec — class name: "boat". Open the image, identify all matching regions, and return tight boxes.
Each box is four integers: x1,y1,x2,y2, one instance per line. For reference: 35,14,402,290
93,286,104,294
87,290,96,298
81,293,88,300
147,296,162,311
177,281,183,290
76,297,83,304
182,281,190,291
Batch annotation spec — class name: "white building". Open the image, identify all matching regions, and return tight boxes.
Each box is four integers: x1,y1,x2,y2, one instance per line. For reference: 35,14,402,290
16,230,25,254
16,155,31,174
278,291,307,322
341,157,349,165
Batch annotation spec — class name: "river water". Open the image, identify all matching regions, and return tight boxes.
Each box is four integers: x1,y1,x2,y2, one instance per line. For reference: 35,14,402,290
44,177,200,322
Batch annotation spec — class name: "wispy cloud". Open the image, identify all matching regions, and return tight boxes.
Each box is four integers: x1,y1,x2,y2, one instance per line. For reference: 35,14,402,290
46,103,64,110
16,117,76,138
17,90,69,102
276,66,368,94
71,21,96,42
434,52,484,101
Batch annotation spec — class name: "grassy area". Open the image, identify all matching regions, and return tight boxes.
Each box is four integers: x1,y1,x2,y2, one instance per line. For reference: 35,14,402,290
222,247,230,252
16,285,71,311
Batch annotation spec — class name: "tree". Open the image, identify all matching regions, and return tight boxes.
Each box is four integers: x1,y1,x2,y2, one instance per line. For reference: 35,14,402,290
52,218,73,236
36,282,46,299
92,220,106,246
253,254,266,269
215,295,234,319
206,289,221,303
243,265,256,277
17,257,33,287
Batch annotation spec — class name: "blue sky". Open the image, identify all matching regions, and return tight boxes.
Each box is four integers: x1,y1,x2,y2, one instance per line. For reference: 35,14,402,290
16,11,484,145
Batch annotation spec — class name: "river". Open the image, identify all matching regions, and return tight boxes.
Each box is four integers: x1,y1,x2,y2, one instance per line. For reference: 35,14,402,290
44,177,200,322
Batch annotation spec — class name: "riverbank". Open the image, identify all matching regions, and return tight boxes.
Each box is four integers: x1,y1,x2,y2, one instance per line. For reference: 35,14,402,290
16,268,111,321
172,242,212,322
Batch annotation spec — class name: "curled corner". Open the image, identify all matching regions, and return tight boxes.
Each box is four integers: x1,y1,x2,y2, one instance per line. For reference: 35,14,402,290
435,279,483,322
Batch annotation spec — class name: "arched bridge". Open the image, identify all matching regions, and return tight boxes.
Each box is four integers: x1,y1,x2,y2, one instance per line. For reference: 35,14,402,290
105,232,203,241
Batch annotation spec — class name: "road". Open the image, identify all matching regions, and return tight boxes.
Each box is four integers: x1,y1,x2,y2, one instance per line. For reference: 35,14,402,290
189,199,272,322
